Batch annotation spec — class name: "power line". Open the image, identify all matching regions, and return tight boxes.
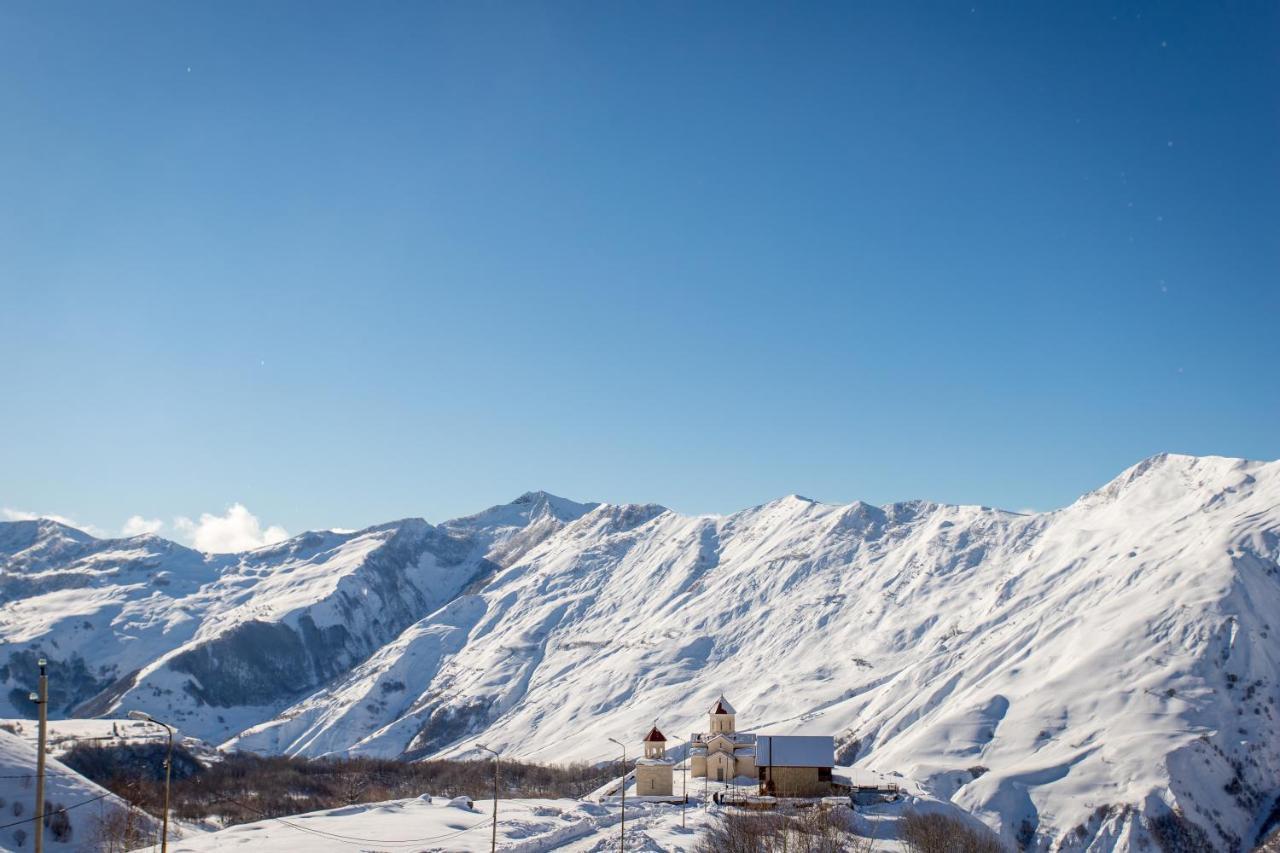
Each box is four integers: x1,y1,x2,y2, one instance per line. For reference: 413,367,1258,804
214,795,493,847
0,792,113,831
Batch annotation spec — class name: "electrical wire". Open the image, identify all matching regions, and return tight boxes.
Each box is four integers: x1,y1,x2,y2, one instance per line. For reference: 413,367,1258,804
0,791,113,831
0,727,636,845
213,794,494,847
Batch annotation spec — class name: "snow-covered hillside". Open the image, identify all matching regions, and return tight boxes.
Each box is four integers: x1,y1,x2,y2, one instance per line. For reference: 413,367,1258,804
162,766,946,852
0,491,593,740
0,728,155,852
2,456,1278,850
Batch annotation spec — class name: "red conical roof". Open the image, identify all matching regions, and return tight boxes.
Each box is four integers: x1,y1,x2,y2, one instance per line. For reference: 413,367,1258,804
643,725,667,742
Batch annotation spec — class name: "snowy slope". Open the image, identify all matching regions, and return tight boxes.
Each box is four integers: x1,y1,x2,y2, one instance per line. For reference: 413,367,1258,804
231,455,1279,851
0,493,596,743
163,765,956,852
0,728,156,852
3,456,1278,850
0,718,222,766
164,794,682,853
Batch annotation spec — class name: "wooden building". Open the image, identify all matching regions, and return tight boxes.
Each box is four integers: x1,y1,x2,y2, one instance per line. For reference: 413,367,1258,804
755,734,835,797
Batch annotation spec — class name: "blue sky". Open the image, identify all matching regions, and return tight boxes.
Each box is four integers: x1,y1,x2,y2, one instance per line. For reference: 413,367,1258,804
2,1,1277,544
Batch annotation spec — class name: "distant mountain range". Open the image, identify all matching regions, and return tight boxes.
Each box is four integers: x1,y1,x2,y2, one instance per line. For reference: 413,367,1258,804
2,455,1277,851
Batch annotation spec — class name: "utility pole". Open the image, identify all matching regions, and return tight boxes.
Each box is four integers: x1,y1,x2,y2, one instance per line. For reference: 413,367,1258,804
680,739,687,829
128,711,175,853
608,737,626,853
29,659,47,853
764,736,773,798
476,744,499,853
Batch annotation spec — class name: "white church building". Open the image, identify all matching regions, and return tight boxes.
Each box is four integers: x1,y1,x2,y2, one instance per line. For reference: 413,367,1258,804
689,695,757,782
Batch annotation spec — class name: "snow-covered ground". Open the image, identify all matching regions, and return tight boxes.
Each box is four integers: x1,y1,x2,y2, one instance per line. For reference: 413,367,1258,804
165,764,945,852
0,717,220,764
166,795,687,853
0,729,155,853
4,455,1279,850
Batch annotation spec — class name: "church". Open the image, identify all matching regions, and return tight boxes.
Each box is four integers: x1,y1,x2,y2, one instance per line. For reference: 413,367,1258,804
626,695,837,799
689,695,757,782
633,724,675,796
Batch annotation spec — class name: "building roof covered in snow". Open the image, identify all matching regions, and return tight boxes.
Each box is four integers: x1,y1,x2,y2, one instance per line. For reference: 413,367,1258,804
692,731,754,745
708,695,737,715
755,734,834,768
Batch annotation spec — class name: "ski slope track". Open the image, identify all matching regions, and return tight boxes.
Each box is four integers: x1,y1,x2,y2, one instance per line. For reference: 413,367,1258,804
2,458,1278,851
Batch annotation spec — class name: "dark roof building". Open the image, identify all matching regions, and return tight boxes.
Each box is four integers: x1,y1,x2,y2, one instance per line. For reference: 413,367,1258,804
756,734,836,798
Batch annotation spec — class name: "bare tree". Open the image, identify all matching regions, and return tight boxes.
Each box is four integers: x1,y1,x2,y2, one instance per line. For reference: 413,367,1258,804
89,804,155,853
698,807,875,853
900,809,1007,853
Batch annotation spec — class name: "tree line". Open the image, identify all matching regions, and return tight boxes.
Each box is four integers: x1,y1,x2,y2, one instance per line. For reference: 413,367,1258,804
62,742,627,829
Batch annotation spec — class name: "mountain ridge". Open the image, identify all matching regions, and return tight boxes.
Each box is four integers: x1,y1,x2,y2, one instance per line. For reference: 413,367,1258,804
1,455,1277,851
2,451,1259,559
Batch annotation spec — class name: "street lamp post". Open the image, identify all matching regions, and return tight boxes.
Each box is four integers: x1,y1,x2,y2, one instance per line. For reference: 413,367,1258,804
29,658,47,853
128,711,175,853
607,737,626,853
476,744,500,853
679,739,687,829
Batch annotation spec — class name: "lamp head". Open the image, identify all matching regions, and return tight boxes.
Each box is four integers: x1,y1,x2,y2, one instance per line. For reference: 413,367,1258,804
27,692,37,703
37,658,46,668
127,710,151,722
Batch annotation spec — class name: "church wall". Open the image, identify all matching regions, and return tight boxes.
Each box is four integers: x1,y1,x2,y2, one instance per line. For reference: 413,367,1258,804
706,750,735,781
634,763,673,796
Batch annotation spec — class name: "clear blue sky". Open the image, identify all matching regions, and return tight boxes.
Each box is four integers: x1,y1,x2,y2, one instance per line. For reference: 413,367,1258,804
2,1,1277,538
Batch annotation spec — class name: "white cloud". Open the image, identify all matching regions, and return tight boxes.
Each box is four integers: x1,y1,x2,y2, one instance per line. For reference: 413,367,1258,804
173,504,289,554
121,515,165,537
2,508,106,537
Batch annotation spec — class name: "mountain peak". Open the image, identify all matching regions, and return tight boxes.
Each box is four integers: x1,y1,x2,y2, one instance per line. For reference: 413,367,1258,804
446,492,598,534
0,517,98,565
511,490,554,505
1084,452,1259,508
508,490,597,516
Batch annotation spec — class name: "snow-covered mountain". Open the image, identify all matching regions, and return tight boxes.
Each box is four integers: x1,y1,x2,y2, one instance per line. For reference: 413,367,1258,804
0,491,596,739
2,457,1278,850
